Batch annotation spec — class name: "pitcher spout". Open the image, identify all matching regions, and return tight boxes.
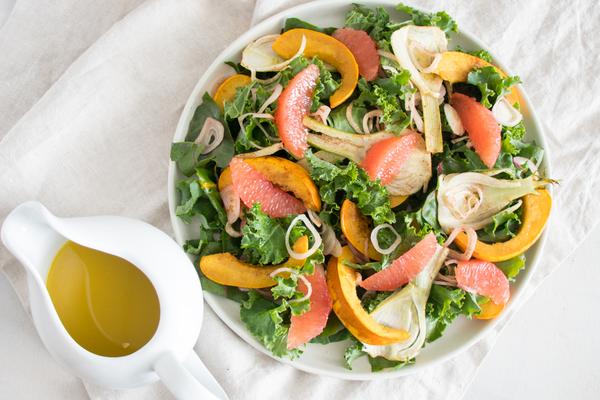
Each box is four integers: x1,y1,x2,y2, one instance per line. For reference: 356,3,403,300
1,201,66,280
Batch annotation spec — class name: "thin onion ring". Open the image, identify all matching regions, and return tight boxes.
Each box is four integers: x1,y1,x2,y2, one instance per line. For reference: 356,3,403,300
370,224,402,255
445,227,477,261
269,267,313,303
195,117,225,154
285,214,322,260
257,84,282,114
346,103,363,133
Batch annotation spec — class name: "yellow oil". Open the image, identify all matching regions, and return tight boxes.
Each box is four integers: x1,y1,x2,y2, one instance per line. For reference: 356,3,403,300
46,241,160,357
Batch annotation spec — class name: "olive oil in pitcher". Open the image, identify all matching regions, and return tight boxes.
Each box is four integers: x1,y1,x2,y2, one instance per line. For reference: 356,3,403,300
46,241,160,357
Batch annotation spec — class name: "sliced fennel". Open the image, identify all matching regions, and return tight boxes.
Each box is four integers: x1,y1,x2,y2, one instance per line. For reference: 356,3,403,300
362,245,449,361
391,26,447,154
304,116,393,163
304,116,431,195
437,172,548,232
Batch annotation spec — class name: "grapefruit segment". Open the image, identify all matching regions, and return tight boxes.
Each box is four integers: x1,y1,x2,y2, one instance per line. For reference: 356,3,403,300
275,64,320,158
451,93,501,169
360,233,438,291
287,264,332,349
360,132,425,185
332,28,379,81
455,259,510,305
229,157,306,218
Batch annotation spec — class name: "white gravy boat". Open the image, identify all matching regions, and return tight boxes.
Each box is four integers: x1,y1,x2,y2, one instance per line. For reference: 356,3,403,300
1,201,228,400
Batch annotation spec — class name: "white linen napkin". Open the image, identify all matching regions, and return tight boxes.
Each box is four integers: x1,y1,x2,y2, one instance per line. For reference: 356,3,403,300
1,0,599,399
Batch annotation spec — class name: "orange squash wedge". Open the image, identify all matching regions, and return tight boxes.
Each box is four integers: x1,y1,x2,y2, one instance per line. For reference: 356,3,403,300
217,166,232,190
272,29,359,108
244,156,321,211
340,200,381,261
433,51,520,106
474,300,505,320
199,236,308,288
455,189,551,262
390,195,408,208
327,247,410,345
213,74,252,111
218,156,321,211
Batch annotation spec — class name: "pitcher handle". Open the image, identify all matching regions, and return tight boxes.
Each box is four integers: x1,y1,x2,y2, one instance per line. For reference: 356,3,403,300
154,351,228,400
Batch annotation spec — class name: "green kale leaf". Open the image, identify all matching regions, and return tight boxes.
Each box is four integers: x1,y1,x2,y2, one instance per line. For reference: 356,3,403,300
354,72,414,134
241,204,308,265
467,66,521,108
240,290,302,358
344,4,399,51
368,356,414,372
426,284,480,342
396,3,458,36
283,17,335,34
306,151,395,225
496,254,526,281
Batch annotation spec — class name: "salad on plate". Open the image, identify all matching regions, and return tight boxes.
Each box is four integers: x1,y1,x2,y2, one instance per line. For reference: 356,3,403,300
170,3,552,372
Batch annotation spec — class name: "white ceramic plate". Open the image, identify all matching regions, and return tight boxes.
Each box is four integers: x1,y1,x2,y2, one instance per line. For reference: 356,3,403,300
168,0,551,380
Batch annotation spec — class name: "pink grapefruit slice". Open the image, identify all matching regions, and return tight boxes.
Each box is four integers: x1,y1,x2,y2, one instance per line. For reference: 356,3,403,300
275,64,320,158
287,264,332,349
360,233,438,291
455,259,510,305
332,28,379,81
360,132,425,185
451,93,501,169
229,157,306,218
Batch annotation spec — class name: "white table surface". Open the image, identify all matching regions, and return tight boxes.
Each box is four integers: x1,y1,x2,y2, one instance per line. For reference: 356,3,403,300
1,222,599,399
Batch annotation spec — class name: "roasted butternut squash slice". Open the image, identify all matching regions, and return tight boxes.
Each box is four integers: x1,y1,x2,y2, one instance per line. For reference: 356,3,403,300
455,189,551,262
213,74,252,111
327,247,410,345
218,166,232,190
390,195,408,208
474,300,504,320
272,29,359,108
218,156,321,211
433,51,520,106
340,199,381,261
199,236,308,288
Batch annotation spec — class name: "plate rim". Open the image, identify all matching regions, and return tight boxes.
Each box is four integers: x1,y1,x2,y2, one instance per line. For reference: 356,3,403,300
167,0,552,380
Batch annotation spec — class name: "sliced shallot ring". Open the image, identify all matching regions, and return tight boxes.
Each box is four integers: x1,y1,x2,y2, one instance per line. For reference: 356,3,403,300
346,103,363,133
195,117,225,154
264,34,307,72
257,84,283,114
513,157,538,174
237,142,284,158
445,226,477,261
243,34,307,74
309,105,331,125
370,224,402,255
321,223,342,257
285,214,322,260
220,185,240,224
225,223,242,238
443,104,465,135
253,71,282,85
407,93,424,132
269,267,313,303
362,110,383,135
307,209,322,228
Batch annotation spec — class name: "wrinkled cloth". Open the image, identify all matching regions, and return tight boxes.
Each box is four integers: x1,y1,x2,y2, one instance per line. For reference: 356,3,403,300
1,0,599,399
